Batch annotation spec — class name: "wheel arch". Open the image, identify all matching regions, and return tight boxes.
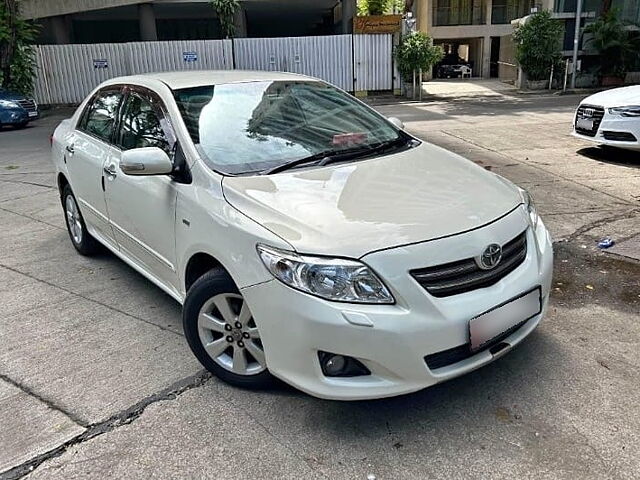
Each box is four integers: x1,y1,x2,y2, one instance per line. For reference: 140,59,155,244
184,252,230,293
57,172,70,197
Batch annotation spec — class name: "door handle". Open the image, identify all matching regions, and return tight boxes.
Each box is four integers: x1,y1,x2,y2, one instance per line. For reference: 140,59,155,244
65,144,74,154
103,164,117,177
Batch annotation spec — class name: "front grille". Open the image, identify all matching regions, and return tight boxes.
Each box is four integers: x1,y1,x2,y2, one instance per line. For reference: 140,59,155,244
16,99,37,112
410,230,528,298
575,104,604,137
602,131,637,142
424,318,530,370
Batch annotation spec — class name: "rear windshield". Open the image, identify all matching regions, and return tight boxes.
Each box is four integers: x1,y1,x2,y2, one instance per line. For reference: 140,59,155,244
173,80,400,175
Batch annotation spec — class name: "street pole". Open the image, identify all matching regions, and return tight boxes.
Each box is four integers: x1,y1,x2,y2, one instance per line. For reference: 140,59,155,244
570,0,583,90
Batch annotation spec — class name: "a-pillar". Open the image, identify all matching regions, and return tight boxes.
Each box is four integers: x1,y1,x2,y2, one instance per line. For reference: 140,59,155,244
139,3,158,41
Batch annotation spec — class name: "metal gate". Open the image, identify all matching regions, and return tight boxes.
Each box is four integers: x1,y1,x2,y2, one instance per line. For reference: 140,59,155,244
353,34,393,91
33,34,394,104
233,35,354,92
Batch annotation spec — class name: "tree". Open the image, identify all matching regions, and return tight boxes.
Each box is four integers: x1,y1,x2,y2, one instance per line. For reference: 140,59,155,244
210,0,239,39
395,32,444,80
0,0,38,94
583,9,638,79
512,10,563,82
357,0,406,16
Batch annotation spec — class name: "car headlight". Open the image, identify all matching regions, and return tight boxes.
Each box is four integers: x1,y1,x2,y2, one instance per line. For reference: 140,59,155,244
608,106,640,117
0,99,19,108
520,188,539,227
257,244,394,304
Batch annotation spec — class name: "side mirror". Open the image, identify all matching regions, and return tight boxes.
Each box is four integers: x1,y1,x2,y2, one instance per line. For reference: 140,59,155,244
120,147,173,176
388,116,404,130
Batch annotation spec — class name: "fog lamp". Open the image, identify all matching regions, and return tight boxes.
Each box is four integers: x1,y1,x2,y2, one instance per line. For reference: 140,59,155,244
319,351,371,377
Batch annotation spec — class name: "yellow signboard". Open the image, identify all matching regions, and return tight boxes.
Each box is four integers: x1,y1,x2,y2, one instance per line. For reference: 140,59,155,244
354,15,402,34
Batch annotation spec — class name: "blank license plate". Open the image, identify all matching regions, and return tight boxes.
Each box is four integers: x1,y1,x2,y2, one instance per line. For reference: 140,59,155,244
469,288,541,352
576,117,593,130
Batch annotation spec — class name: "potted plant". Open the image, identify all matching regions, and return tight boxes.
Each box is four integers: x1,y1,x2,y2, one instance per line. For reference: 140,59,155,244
512,10,562,90
395,32,444,98
583,10,638,87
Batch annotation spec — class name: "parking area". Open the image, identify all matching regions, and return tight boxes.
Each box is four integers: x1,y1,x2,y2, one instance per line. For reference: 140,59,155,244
1,93,639,480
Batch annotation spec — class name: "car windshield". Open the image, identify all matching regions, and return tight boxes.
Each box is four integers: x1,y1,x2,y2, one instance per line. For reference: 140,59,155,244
173,80,402,175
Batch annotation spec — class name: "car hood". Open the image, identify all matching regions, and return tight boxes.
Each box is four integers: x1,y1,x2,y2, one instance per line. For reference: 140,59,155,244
581,85,640,108
0,89,27,101
222,142,522,258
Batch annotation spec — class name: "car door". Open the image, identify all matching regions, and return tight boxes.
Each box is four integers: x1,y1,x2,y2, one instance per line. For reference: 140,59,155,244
65,87,123,247
104,87,181,294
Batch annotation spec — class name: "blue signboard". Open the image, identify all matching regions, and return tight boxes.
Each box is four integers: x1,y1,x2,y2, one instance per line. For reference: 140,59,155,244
93,59,108,69
183,51,198,63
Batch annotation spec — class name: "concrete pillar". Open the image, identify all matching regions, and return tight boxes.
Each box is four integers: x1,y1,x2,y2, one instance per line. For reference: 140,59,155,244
485,0,493,25
139,3,157,41
51,15,71,44
481,35,492,78
341,0,356,34
233,6,248,38
416,0,432,33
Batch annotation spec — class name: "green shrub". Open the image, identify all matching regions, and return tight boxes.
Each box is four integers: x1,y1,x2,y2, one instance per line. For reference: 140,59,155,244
0,1,38,95
395,32,444,80
512,10,563,81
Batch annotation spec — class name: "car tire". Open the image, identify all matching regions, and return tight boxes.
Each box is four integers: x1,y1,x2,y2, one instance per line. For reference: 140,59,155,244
61,184,100,256
183,268,275,389
12,122,28,129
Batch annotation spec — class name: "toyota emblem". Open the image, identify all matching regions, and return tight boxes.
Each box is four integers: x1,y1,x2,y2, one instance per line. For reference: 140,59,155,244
477,244,502,270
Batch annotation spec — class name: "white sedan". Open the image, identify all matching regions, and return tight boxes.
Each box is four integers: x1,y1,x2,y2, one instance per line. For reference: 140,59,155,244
52,71,553,400
573,85,640,151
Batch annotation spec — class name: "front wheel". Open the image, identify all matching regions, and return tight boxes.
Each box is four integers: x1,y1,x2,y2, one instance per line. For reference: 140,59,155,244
183,269,275,389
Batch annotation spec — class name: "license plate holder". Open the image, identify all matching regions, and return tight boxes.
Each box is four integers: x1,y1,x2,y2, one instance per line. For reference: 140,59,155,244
576,117,593,130
469,287,541,352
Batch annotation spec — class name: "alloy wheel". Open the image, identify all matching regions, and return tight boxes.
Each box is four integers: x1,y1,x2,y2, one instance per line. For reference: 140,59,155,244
65,195,83,245
197,293,266,376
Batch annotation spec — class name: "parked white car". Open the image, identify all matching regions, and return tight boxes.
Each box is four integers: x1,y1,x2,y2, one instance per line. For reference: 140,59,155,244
52,71,553,400
572,85,640,151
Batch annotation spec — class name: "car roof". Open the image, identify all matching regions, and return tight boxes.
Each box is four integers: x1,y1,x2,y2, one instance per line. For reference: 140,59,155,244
106,70,317,90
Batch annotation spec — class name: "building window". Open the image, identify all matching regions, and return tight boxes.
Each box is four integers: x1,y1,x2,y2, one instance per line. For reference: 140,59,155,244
433,0,486,26
491,0,534,24
554,0,603,14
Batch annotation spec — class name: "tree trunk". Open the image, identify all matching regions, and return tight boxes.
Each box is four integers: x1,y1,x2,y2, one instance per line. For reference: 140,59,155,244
0,0,18,88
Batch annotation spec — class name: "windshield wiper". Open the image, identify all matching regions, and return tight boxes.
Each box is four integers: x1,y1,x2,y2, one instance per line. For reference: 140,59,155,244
261,136,414,175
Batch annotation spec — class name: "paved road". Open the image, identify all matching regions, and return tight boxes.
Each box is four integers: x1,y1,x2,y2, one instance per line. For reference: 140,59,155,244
1,94,639,480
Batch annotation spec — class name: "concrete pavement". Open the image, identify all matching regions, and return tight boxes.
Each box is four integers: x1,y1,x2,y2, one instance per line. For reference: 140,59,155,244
1,94,639,479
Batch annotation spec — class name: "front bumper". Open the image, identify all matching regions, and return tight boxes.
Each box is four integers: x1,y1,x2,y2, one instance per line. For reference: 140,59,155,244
572,109,640,151
242,208,553,400
0,106,39,125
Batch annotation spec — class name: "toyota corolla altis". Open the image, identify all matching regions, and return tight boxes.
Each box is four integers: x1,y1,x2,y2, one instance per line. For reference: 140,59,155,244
51,71,553,400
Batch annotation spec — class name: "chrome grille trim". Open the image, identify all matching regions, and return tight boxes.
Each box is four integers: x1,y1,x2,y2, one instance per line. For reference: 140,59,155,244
575,104,604,137
410,230,528,298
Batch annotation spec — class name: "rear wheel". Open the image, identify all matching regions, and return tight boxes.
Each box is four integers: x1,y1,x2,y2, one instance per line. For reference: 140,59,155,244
62,184,100,256
183,268,275,389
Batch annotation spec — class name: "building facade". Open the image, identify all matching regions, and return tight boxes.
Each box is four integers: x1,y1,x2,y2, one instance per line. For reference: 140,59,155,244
413,0,554,79
19,0,358,44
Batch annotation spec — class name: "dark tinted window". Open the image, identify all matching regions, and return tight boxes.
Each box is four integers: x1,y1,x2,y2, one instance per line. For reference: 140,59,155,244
80,90,122,143
116,93,173,154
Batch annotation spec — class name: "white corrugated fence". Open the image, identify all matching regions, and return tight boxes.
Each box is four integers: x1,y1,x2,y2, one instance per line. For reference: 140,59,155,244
33,34,395,104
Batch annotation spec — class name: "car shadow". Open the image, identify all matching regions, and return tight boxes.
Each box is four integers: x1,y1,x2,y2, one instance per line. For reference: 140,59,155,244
577,146,640,169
